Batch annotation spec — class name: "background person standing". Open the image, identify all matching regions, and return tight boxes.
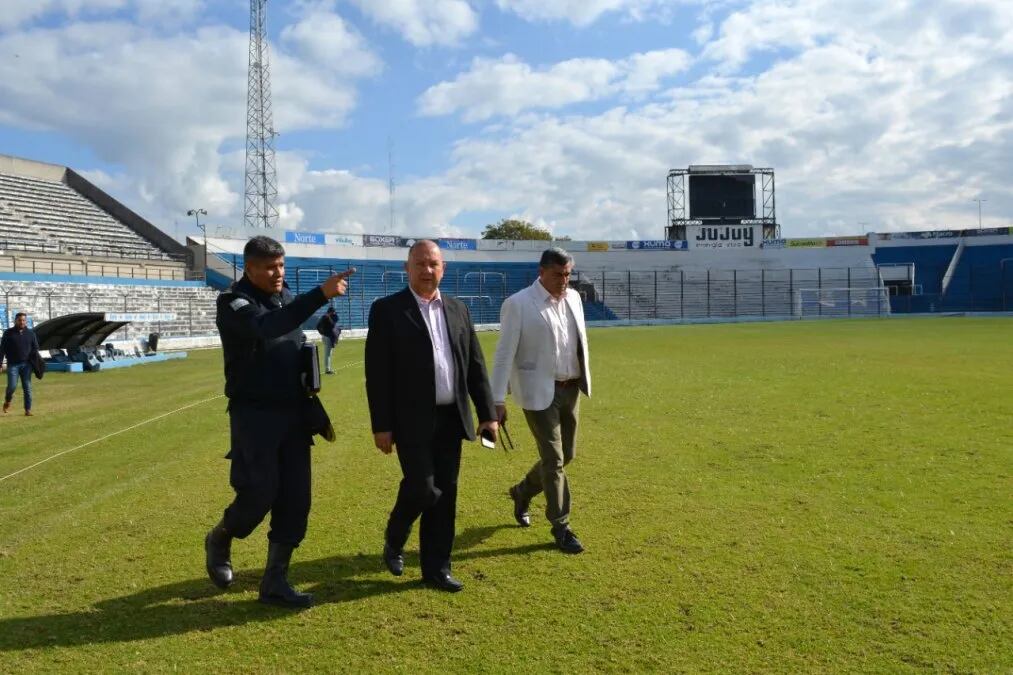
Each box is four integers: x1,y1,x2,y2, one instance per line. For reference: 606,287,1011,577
491,248,592,554
1,312,41,417
316,306,341,374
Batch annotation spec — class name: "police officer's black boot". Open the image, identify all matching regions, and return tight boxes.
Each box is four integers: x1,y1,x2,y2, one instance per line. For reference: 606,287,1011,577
259,542,313,609
204,520,234,589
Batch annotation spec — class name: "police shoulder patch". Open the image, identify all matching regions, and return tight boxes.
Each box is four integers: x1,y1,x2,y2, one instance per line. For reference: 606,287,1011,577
229,297,251,311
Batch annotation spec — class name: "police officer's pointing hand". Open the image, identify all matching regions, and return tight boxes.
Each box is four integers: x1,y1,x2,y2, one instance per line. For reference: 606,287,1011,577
321,267,356,299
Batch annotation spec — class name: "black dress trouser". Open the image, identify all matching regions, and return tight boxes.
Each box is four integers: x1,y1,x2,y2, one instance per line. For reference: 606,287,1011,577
223,403,313,546
386,405,464,577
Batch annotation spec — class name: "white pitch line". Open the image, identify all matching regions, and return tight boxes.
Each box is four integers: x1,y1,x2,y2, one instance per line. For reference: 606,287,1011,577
0,394,224,485
0,360,364,485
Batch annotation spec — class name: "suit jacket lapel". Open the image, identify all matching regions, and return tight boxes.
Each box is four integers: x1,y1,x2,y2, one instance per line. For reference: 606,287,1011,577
529,283,553,330
399,288,427,335
442,297,467,373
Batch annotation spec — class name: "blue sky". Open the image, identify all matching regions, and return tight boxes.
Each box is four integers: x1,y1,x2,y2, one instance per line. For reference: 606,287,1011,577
0,0,1009,241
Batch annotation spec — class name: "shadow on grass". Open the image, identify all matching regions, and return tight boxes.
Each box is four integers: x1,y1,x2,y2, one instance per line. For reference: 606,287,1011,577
0,524,553,651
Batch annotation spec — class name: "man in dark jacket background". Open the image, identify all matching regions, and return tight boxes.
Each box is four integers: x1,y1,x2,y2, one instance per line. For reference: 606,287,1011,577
1,312,40,416
316,306,341,374
204,236,352,608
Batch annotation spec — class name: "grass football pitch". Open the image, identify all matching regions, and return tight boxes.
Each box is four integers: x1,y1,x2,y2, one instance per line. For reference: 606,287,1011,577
0,317,1010,673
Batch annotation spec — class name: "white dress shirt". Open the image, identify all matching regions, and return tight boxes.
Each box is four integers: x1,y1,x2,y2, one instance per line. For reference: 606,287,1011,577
534,280,581,381
410,287,457,405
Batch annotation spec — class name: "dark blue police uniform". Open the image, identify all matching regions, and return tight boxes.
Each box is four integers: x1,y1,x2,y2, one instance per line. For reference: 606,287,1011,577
216,275,327,545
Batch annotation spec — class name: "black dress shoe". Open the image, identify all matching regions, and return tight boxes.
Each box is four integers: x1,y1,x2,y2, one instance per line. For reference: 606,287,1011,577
383,542,404,577
508,485,531,527
552,526,584,554
422,572,464,592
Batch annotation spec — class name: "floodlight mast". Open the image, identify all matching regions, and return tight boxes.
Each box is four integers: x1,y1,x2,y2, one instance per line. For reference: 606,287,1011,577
244,0,278,229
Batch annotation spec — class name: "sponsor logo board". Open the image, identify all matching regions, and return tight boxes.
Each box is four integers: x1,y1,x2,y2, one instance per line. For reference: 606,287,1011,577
687,225,761,249
284,231,325,245
586,241,609,252
363,234,404,247
787,238,828,248
103,313,177,322
826,237,869,247
437,238,477,251
626,240,688,250
325,234,362,247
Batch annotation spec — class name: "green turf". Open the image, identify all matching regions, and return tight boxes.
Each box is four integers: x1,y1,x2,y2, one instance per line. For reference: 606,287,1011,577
0,317,1010,673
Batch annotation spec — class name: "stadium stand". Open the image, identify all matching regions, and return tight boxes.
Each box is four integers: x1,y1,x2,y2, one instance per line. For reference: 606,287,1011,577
0,276,218,338
0,172,170,260
207,248,889,329
0,154,216,342
3,152,1009,342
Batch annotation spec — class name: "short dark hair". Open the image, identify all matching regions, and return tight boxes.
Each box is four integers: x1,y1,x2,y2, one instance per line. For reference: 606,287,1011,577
326,307,337,315
244,236,285,262
14,312,26,320
539,247,573,268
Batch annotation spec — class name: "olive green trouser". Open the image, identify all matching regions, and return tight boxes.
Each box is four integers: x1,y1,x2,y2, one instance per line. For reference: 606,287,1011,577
517,383,580,527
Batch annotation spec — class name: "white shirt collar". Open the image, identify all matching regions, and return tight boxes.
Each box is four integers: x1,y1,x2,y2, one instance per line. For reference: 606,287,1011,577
534,279,566,303
410,286,442,306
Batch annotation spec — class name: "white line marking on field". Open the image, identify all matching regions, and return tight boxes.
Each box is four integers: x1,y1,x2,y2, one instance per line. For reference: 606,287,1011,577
0,394,224,485
0,360,363,485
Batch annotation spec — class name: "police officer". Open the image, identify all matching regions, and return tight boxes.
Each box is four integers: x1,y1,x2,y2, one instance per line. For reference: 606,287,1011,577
204,235,352,608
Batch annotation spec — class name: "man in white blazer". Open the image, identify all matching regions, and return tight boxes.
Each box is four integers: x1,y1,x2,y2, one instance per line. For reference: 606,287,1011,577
491,248,591,554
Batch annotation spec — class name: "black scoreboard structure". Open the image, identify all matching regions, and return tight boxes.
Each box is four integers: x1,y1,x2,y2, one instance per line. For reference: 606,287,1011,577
665,165,779,241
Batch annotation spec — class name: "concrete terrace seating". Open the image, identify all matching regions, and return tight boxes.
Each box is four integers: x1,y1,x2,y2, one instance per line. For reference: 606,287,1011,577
0,279,219,338
0,172,170,260
573,265,885,321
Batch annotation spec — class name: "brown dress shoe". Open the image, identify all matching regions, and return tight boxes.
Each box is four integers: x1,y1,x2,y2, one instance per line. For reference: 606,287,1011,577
24,410,33,416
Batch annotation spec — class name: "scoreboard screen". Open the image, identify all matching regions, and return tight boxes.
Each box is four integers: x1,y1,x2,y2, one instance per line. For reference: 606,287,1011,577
689,174,756,220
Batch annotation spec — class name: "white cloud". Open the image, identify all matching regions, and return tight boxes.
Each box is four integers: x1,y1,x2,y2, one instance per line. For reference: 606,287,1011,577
408,1,1013,238
418,49,691,121
2,0,1010,243
280,10,382,77
0,0,205,31
494,0,675,26
344,0,478,47
0,13,380,228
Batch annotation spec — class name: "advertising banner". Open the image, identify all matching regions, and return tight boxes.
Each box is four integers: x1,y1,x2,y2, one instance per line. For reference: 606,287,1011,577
761,239,786,249
964,227,1010,237
881,227,1011,240
284,231,325,245
103,312,177,322
586,242,609,252
609,241,628,250
826,237,869,247
325,233,363,247
363,234,404,247
687,225,761,250
626,240,688,250
787,238,827,248
437,238,477,251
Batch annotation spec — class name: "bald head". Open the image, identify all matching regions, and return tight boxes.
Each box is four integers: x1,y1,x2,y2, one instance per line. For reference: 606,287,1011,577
407,239,441,261
405,239,445,299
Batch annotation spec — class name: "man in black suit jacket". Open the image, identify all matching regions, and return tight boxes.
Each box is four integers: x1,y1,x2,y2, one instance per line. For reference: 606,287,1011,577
365,240,498,592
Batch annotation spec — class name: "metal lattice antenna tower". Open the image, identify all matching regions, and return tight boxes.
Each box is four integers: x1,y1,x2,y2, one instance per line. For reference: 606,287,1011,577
387,137,396,234
244,0,278,229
